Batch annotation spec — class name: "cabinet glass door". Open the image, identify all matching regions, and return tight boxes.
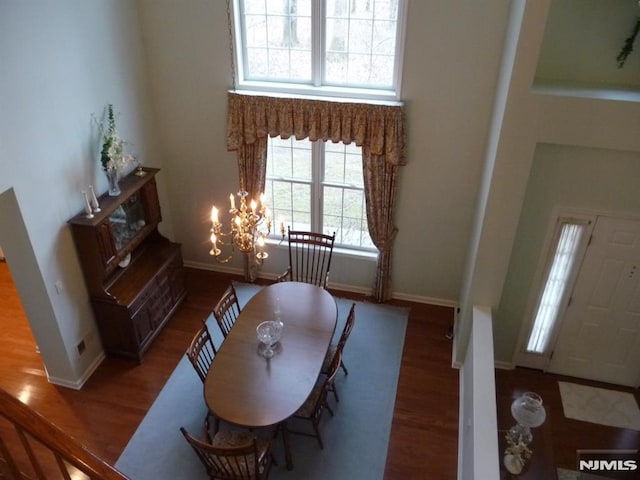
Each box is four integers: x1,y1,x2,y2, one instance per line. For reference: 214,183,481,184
108,193,147,251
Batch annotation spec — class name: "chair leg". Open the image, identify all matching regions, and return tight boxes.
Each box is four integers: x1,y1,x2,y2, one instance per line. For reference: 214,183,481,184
274,422,293,470
340,359,349,376
313,420,324,449
325,400,334,417
330,383,340,403
204,411,219,443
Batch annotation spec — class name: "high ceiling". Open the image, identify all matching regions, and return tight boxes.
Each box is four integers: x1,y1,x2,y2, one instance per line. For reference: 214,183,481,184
536,0,640,91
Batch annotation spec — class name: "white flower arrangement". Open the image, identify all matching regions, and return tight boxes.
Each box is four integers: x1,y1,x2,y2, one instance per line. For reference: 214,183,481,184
504,434,532,459
503,432,532,474
100,104,134,172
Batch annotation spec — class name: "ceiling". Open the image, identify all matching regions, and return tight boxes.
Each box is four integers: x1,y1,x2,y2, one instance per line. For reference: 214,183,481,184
536,0,640,91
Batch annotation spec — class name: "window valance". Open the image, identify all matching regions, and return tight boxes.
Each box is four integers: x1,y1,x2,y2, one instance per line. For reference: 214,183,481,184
226,92,406,167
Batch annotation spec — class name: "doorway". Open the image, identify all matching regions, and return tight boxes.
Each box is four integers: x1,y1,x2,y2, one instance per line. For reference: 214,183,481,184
517,213,640,387
547,215,640,387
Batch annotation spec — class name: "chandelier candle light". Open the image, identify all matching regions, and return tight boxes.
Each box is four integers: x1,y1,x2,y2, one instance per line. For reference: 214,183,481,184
210,191,282,264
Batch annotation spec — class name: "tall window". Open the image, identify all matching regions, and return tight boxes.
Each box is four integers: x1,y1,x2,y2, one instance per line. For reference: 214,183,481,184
525,218,590,354
234,0,406,99
266,137,374,250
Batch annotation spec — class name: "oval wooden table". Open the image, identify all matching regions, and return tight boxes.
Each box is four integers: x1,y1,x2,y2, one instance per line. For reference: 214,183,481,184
204,281,338,470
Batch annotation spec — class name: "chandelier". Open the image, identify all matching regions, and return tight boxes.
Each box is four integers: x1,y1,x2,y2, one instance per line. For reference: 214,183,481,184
210,190,280,264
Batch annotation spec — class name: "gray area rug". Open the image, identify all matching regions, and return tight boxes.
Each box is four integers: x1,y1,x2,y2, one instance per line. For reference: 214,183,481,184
115,283,408,479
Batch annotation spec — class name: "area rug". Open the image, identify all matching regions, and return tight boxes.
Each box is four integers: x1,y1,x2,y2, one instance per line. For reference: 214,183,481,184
115,283,409,479
558,381,640,430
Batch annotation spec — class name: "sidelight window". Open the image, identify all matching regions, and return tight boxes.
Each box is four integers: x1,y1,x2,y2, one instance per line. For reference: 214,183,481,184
525,218,591,354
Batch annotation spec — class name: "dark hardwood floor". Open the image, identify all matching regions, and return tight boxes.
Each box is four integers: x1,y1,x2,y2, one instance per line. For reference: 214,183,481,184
1,261,638,478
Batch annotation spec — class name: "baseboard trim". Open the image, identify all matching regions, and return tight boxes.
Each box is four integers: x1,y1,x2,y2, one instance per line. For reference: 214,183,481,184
183,261,457,306
47,351,106,390
494,360,515,370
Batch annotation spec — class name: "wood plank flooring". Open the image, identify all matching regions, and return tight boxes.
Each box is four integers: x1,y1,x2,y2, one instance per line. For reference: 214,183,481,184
1,260,639,478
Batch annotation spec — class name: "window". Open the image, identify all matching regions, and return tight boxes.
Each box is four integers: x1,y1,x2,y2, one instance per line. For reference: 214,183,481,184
231,1,400,253
265,136,374,250
233,0,406,99
525,218,591,354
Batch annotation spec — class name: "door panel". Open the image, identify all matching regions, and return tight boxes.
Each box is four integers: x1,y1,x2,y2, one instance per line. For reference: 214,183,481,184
548,216,640,387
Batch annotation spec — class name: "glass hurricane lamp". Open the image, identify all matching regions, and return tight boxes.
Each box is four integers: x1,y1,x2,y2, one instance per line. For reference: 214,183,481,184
507,391,546,445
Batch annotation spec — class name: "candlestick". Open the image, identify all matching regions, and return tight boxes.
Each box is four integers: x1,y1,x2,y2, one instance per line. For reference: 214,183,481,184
82,191,94,219
230,193,236,210
88,185,101,212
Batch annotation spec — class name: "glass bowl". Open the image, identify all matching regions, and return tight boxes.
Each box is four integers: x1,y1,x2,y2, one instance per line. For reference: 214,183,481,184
256,320,283,358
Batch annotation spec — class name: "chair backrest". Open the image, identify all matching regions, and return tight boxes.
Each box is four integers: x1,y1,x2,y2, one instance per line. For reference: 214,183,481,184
186,323,217,383
180,428,271,480
337,303,356,352
286,229,336,288
214,284,242,337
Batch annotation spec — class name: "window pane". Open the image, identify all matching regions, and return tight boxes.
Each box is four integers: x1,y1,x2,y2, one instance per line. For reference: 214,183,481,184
266,136,312,234
526,222,585,354
324,143,362,186
323,185,373,248
237,0,402,95
324,0,398,88
240,0,312,82
266,179,311,233
291,183,311,230
267,137,312,179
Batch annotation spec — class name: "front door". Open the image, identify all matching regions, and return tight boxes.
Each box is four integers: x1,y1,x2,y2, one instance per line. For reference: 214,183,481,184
547,215,640,387
548,217,640,386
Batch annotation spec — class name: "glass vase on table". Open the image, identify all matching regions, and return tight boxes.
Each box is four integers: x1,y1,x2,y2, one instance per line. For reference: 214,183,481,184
256,320,283,358
105,167,121,196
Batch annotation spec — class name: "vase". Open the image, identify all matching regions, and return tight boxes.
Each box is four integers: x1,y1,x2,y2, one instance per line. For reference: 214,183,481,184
106,168,121,196
508,392,546,445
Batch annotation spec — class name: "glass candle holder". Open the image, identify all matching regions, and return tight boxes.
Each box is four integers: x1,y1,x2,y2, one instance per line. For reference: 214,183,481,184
507,392,546,445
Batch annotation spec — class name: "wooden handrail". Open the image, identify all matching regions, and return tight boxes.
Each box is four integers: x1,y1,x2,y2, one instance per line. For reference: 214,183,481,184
0,386,129,479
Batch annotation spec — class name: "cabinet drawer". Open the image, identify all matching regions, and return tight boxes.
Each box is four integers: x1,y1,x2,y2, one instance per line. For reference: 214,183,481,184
132,308,154,346
129,287,152,317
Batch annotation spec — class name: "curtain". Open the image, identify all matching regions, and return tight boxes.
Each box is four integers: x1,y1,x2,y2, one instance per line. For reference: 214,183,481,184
226,91,406,302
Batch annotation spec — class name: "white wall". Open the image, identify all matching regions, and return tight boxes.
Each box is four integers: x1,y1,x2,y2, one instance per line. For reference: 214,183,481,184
0,0,166,386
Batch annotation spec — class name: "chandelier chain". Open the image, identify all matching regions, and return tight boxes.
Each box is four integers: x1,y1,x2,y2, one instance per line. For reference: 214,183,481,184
226,0,237,91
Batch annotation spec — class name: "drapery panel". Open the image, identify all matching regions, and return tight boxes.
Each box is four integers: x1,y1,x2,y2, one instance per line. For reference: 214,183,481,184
226,91,406,302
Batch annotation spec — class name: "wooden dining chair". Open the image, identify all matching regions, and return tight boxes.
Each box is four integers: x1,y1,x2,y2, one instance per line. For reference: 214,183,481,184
213,283,242,338
321,303,356,402
180,427,273,480
276,228,336,289
186,323,219,434
288,351,342,450
186,322,217,383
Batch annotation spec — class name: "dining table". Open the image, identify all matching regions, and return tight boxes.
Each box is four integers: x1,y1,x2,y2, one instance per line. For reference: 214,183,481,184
204,281,338,470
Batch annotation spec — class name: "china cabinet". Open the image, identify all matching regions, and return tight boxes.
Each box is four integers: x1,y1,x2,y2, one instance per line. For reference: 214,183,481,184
68,168,185,362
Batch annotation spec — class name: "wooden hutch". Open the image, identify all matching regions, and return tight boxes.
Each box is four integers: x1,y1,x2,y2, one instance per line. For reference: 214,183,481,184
68,168,186,362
